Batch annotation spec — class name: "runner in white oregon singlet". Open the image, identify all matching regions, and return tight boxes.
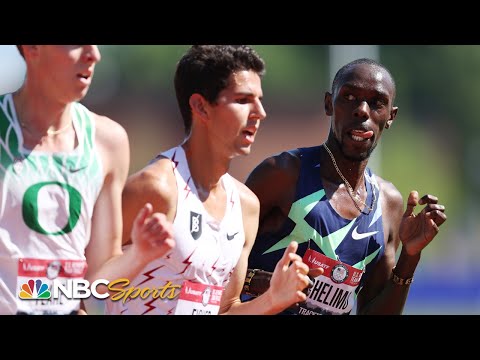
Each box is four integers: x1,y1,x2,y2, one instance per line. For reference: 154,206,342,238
106,146,245,315
0,93,103,315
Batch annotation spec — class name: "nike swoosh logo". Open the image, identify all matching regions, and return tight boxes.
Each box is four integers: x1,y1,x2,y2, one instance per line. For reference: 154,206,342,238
351,226,378,240
69,165,88,173
227,232,239,241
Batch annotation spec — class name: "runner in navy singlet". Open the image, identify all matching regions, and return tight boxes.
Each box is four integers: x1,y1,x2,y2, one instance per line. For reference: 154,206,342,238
243,58,447,315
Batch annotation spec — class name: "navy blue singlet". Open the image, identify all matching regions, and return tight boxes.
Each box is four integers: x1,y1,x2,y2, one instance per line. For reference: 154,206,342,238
248,146,385,314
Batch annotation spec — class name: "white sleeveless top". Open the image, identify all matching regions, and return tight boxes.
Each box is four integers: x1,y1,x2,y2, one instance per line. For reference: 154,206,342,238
0,94,103,314
105,146,245,315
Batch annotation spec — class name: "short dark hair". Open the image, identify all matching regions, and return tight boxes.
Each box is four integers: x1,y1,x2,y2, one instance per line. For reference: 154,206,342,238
332,58,396,96
174,45,266,135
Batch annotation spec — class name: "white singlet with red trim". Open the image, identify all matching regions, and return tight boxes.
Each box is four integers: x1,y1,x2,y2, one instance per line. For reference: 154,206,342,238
105,146,245,315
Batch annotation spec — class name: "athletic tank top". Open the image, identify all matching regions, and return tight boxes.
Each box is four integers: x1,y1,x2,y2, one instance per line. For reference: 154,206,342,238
248,146,385,315
105,146,245,315
0,93,103,315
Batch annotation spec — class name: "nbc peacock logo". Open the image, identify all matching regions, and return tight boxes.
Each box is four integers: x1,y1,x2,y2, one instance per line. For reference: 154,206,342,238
19,279,51,300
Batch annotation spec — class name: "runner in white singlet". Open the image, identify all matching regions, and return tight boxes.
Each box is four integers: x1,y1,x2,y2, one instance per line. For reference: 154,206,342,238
105,46,313,315
0,46,174,315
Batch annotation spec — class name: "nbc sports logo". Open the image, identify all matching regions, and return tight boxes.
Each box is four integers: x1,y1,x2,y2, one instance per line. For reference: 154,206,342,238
18,277,181,302
19,279,51,299
18,278,110,300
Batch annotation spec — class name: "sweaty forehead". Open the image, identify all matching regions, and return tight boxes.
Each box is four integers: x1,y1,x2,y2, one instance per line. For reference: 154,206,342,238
337,64,394,97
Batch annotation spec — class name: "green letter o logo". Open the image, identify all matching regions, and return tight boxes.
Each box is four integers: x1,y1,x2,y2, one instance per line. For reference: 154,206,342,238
23,181,82,235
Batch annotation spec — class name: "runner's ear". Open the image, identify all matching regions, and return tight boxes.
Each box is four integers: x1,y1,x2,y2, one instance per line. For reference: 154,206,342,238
189,94,208,121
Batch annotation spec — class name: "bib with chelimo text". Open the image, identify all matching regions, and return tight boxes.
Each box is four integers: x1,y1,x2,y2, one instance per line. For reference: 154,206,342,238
174,281,223,315
298,249,364,315
16,258,88,315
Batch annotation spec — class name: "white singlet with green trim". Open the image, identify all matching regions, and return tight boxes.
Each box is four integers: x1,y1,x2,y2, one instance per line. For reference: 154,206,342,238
0,93,103,315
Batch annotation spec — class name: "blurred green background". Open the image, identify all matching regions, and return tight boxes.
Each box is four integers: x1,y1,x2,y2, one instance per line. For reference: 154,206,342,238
2,45,478,314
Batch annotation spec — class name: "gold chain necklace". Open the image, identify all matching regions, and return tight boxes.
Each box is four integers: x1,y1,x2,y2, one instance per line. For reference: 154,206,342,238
21,120,72,136
323,143,375,215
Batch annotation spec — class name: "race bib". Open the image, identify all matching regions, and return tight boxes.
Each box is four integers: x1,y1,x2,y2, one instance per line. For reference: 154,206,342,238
16,258,88,315
298,249,364,315
174,281,223,315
